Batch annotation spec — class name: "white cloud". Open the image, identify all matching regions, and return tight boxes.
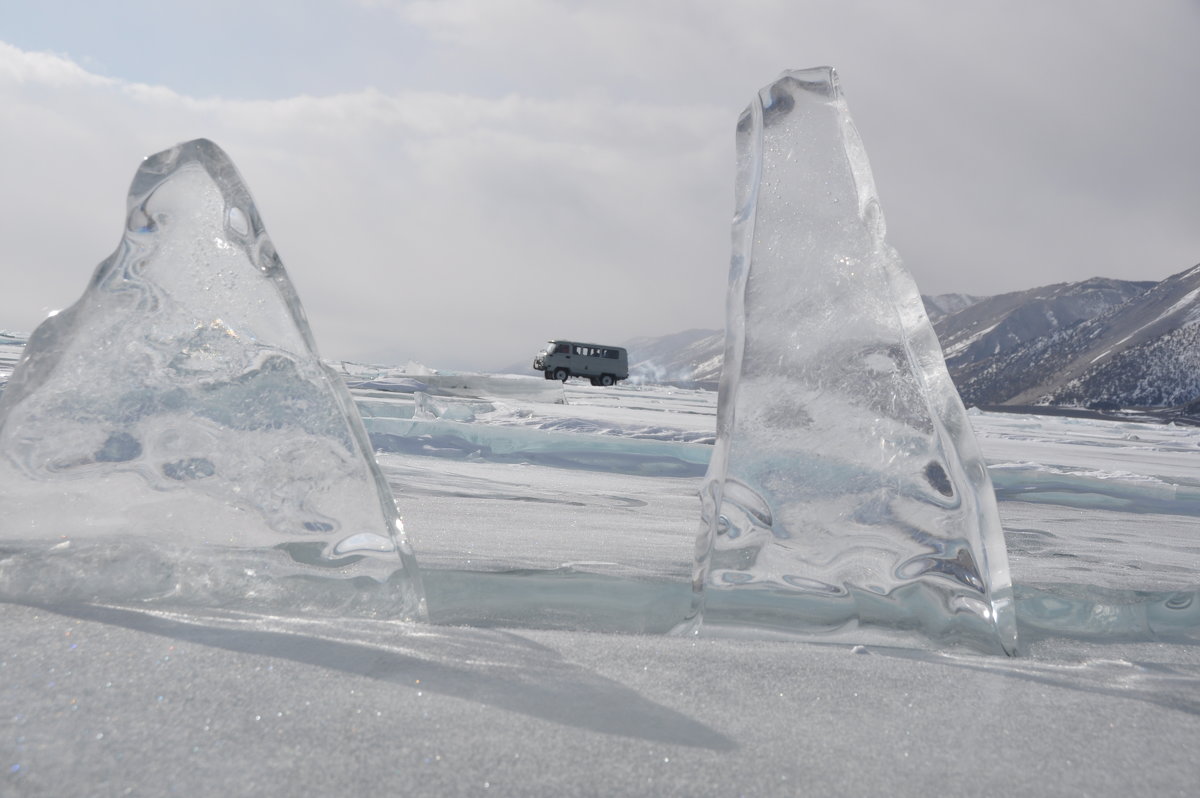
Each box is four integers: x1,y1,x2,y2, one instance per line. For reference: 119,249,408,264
0,41,113,87
2,1,1200,369
0,42,730,369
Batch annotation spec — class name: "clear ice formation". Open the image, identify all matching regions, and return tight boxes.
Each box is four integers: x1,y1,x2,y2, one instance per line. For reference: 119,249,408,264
686,68,1017,655
0,139,424,619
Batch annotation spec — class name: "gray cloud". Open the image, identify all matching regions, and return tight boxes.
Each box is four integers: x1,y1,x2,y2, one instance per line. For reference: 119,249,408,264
1,1,1199,370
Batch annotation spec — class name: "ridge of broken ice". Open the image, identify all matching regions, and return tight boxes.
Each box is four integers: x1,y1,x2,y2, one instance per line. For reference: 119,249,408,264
0,139,423,619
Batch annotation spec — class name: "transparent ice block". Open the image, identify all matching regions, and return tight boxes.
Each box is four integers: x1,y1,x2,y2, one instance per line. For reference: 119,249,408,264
686,69,1017,654
0,139,424,619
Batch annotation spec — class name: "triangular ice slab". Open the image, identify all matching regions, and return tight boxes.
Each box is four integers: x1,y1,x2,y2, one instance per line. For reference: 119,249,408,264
0,139,424,619
685,69,1016,654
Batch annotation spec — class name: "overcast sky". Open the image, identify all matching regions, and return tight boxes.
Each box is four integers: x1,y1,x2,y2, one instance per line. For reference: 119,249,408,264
2,1,1198,370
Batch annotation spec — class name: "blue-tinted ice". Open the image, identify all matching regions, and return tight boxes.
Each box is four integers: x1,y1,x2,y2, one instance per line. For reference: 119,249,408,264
686,69,1017,654
0,139,424,619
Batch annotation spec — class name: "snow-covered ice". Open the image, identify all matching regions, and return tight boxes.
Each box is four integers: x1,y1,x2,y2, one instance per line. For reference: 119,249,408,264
2,367,1199,795
1,347,1199,793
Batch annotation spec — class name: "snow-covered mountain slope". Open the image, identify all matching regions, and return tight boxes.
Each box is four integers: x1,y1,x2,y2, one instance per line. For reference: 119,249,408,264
619,296,985,384
933,277,1153,374
624,328,723,384
617,283,1149,391
1055,321,1200,408
957,263,1200,408
616,268,1200,415
922,292,984,322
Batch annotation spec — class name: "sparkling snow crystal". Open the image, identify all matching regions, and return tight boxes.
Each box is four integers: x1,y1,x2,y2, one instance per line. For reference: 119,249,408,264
686,69,1017,654
0,139,424,619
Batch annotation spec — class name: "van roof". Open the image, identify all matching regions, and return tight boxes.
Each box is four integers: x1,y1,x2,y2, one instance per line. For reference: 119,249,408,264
549,339,626,352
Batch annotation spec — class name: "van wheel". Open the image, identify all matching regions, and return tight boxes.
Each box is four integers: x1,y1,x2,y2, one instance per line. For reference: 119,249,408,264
553,368,569,382
588,377,600,386
599,374,614,386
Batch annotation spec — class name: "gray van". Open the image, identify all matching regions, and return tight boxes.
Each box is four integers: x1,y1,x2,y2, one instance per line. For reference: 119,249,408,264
533,340,629,385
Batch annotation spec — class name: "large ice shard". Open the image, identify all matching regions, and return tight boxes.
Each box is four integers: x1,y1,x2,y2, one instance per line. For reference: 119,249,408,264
0,139,424,619
686,69,1016,654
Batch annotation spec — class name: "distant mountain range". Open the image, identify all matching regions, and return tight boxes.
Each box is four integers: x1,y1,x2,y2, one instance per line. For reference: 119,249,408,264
624,329,724,385
946,266,1200,410
623,262,1200,415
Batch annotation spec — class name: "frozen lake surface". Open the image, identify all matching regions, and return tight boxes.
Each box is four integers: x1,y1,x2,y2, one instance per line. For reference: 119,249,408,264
3,362,1199,795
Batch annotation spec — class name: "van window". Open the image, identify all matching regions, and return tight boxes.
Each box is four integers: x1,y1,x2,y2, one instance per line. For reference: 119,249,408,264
554,343,570,354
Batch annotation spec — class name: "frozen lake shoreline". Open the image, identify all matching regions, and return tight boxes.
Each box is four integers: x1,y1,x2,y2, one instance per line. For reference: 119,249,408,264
3,369,1199,795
